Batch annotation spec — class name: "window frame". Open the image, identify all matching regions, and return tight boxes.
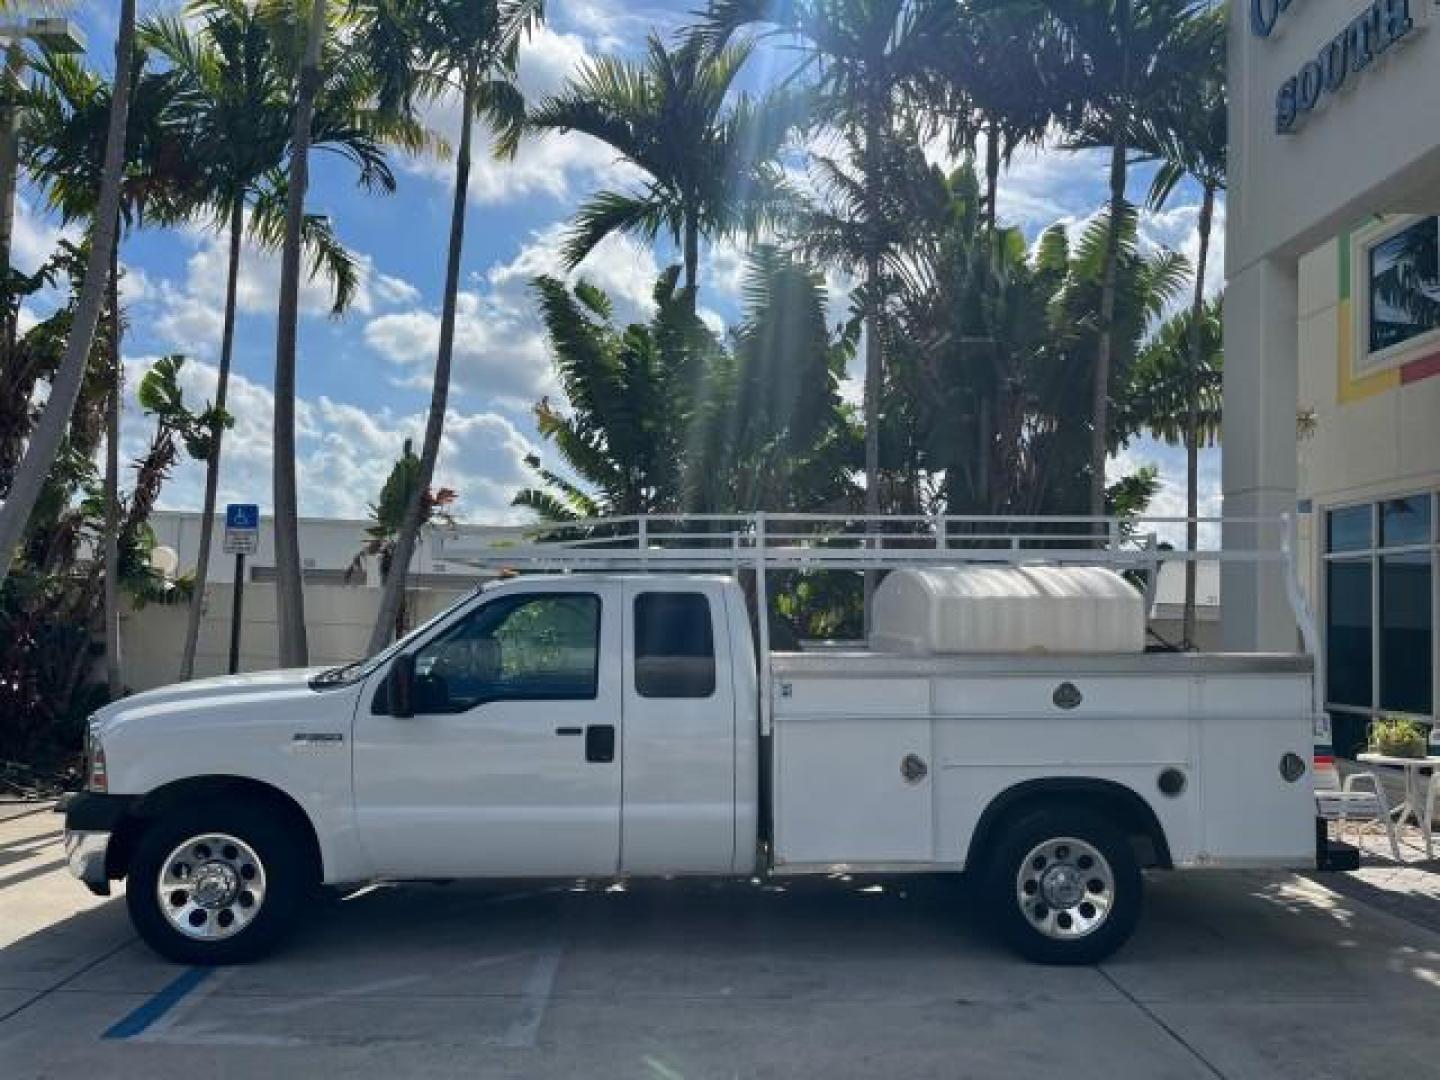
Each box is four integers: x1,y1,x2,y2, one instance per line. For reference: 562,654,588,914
398,590,603,715
1353,214,1440,378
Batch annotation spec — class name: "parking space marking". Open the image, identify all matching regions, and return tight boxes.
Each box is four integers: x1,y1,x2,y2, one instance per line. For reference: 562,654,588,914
108,943,564,1050
500,939,564,1049
102,967,214,1040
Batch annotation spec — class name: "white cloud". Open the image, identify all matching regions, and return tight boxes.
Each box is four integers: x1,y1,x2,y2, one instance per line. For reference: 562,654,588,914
403,25,642,206
149,217,419,358
365,224,660,411
1138,199,1227,302
9,195,74,274
487,221,659,316
123,354,536,524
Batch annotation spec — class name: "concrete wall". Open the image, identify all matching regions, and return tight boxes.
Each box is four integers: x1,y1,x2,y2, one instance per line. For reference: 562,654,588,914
148,510,505,586
120,584,470,691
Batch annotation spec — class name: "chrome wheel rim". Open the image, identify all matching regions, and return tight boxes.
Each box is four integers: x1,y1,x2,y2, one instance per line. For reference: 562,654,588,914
156,833,267,941
1015,836,1114,941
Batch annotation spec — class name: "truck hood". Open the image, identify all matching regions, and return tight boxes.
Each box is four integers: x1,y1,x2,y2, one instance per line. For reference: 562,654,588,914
92,667,331,728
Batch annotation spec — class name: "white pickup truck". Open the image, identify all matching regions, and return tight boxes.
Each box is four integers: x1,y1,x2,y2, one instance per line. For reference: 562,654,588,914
64,514,1325,966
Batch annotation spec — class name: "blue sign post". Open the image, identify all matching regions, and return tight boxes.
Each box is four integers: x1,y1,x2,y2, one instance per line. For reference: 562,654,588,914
223,504,260,674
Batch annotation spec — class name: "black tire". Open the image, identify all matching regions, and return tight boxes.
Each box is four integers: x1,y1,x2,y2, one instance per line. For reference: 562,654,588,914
126,800,315,965
982,806,1141,965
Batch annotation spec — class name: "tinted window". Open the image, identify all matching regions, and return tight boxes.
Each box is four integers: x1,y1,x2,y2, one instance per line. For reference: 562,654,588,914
1326,560,1373,708
635,593,716,699
1381,495,1432,548
412,593,600,712
1327,505,1372,553
1380,553,1432,714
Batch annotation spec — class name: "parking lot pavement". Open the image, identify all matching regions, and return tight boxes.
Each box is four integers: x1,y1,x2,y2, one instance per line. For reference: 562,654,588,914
3,807,1440,1080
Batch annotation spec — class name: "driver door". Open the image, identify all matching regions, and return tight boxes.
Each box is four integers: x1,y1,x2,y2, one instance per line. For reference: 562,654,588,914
353,582,622,878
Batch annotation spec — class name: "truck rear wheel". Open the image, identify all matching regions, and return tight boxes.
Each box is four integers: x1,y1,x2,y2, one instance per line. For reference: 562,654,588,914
983,807,1141,965
126,801,313,965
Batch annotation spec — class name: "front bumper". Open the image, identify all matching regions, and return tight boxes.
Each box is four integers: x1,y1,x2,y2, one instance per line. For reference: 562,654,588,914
62,791,138,897
64,830,112,895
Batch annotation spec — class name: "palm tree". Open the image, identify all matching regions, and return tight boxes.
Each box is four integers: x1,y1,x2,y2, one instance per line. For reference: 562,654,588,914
270,0,326,668
352,0,543,656
929,3,1058,238
143,3,395,681
510,33,797,291
1129,12,1224,644
698,0,952,629
1046,205,1191,507
515,268,719,520
347,438,457,640
685,245,859,513
0,1,135,605
1121,298,1223,645
1039,0,1216,517
269,0,425,666
20,47,190,698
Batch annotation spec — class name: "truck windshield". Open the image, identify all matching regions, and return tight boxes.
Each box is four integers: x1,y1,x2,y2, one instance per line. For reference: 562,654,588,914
310,588,481,687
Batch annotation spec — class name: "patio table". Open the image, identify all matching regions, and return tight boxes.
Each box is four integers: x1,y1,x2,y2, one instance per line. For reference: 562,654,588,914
1357,752,1440,858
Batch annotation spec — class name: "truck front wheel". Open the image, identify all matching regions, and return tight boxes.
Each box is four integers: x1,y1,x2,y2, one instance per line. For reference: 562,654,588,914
126,801,313,965
983,807,1141,965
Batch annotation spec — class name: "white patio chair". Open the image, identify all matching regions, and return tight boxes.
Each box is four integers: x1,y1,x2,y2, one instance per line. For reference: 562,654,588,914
1421,767,1438,862
1314,763,1401,861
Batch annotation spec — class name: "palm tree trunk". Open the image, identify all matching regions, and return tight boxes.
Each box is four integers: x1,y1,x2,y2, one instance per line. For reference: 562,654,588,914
860,99,885,637
984,117,1000,239
1090,135,1128,521
366,78,475,656
103,236,122,698
683,212,699,292
1182,182,1215,649
0,40,27,354
273,0,327,668
180,199,243,680
0,0,136,588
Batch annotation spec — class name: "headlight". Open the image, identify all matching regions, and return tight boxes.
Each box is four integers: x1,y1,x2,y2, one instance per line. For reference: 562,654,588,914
84,721,108,793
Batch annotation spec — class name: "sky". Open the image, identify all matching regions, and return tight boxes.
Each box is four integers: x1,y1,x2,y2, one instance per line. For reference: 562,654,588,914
16,0,1224,543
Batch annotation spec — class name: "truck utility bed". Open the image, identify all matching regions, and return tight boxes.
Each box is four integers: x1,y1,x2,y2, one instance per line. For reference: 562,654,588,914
769,648,1316,874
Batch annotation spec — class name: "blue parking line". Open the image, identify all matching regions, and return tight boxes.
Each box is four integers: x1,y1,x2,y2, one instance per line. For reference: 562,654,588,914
102,967,213,1040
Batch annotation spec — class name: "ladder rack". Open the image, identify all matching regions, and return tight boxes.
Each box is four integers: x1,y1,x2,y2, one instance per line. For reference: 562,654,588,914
440,511,1319,729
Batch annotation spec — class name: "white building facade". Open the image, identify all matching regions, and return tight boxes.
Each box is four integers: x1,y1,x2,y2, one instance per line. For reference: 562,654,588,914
1228,0,1440,753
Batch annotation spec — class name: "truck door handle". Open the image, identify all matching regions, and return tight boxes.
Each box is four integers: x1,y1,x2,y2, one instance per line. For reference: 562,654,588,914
585,724,615,763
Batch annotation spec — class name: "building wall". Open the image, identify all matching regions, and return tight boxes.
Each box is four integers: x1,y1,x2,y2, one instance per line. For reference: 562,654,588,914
1224,0,1440,652
121,584,470,691
1296,221,1440,754
1297,232,1440,506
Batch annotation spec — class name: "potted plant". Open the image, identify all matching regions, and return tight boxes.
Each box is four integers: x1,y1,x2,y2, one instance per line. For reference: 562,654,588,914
1367,715,1428,759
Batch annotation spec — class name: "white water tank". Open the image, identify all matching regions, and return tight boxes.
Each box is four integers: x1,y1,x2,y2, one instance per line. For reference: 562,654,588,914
870,566,1146,655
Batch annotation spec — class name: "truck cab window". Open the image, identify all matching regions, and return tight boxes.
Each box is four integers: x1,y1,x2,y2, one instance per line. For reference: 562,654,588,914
412,593,600,712
634,592,716,698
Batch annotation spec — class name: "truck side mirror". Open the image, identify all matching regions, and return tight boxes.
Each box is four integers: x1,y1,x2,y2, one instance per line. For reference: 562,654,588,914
390,653,416,718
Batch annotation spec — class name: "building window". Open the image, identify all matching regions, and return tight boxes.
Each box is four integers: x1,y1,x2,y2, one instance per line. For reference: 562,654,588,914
1380,554,1432,714
1365,215,1440,358
1326,559,1372,709
1323,493,1437,755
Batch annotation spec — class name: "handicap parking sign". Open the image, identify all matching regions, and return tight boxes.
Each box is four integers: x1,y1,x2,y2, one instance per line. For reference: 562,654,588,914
223,503,260,554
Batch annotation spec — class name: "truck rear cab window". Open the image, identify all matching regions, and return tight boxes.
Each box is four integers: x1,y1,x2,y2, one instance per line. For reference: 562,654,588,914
634,592,716,698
